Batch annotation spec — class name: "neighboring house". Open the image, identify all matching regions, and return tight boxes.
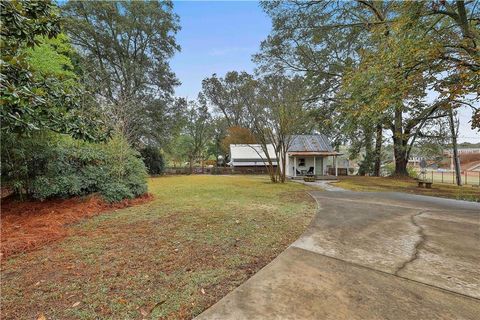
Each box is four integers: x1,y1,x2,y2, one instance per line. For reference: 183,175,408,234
465,160,480,172
229,144,277,169
229,135,345,177
444,148,480,155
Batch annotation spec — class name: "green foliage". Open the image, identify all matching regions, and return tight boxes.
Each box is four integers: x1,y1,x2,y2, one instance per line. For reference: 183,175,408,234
0,0,108,141
140,146,165,175
202,71,256,127
257,1,479,176
1,133,148,202
25,34,77,80
61,1,181,146
182,100,214,167
383,163,418,179
357,156,375,176
383,163,395,177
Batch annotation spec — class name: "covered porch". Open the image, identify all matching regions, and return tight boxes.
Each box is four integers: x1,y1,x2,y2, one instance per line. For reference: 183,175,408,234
287,152,344,179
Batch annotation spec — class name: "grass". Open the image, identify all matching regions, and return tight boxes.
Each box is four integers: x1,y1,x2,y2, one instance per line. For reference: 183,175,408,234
1,175,316,320
335,176,480,202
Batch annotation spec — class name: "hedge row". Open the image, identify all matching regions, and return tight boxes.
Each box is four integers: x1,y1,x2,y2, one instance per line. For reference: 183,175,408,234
2,133,148,203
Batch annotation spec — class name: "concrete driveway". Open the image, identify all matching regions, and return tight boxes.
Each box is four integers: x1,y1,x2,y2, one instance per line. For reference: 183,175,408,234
196,191,480,319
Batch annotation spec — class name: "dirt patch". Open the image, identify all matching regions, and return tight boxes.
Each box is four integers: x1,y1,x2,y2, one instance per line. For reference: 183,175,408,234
1,194,153,259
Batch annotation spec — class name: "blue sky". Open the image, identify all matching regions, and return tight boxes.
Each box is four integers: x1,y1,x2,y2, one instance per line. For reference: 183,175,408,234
170,1,478,142
170,1,270,99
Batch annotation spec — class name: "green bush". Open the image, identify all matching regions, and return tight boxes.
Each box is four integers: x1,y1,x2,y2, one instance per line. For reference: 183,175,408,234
382,162,418,178
1,132,148,202
382,163,395,176
407,166,419,179
140,145,165,175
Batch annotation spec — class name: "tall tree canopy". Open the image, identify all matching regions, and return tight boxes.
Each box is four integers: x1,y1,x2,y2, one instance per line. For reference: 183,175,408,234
202,71,256,128
256,0,479,176
62,0,181,146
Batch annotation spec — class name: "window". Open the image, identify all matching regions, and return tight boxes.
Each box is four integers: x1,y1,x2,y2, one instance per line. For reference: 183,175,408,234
299,158,305,167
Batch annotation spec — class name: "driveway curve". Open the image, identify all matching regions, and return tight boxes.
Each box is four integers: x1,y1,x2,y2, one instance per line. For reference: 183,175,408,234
196,191,480,320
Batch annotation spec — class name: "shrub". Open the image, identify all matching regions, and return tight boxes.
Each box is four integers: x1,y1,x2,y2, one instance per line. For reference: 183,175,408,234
140,145,165,175
1,132,148,202
382,162,418,178
407,166,419,179
382,163,395,176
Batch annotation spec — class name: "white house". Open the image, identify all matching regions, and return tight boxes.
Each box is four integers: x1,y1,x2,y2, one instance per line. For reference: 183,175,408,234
229,135,345,177
285,134,344,177
229,144,277,168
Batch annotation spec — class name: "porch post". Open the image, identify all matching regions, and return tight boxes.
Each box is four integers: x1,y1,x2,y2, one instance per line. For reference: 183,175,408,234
335,155,338,177
313,156,316,177
294,156,297,177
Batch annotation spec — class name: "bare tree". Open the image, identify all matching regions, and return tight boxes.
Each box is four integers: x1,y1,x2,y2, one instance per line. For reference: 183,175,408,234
246,75,313,183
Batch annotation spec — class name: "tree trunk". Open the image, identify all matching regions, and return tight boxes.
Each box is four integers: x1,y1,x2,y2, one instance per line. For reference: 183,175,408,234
394,147,408,176
448,109,462,185
268,164,277,183
358,125,373,176
373,124,382,176
279,147,287,183
392,107,409,176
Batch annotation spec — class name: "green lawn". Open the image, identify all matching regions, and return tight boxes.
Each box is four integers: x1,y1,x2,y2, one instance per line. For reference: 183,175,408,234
1,175,315,320
336,176,480,202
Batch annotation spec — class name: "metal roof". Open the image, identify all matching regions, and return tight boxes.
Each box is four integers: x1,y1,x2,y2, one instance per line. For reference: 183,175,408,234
288,135,334,153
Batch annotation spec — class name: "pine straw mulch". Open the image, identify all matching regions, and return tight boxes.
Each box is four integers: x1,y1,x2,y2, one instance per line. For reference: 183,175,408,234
0,193,153,259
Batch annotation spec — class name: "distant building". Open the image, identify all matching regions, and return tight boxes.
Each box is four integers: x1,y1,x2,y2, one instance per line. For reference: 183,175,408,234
444,148,480,155
228,144,277,169
229,134,347,177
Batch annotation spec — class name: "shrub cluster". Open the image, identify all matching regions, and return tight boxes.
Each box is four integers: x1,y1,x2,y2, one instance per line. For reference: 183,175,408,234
382,163,418,178
1,133,148,202
140,145,165,175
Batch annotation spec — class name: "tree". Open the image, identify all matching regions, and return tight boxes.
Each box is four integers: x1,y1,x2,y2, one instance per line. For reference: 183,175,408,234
257,0,478,176
62,1,180,146
202,71,256,127
220,126,257,155
341,1,478,176
183,98,213,173
472,110,480,131
448,109,462,185
0,0,105,141
209,117,228,166
247,75,313,183
137,97,188,149
255,1,386,175
140,145,165,175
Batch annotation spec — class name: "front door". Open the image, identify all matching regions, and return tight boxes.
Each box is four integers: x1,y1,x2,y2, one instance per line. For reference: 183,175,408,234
315,157,323,175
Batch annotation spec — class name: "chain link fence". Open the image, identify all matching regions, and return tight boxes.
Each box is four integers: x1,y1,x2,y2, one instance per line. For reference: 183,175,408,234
418,169,480,186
